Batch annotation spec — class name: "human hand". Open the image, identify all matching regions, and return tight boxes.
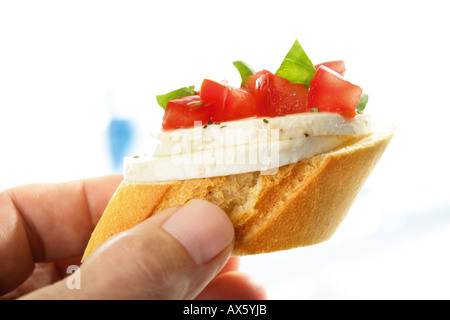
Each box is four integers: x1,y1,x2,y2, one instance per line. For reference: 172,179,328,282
0,175,266,300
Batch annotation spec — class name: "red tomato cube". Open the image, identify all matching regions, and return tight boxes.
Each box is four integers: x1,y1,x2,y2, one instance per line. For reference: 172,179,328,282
162,95,212,130
200,79,256,122
314,60,346,76
244,71,308,117
307,66,362,119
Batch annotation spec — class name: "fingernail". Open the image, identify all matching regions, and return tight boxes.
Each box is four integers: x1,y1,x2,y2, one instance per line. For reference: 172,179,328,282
162,200,234,265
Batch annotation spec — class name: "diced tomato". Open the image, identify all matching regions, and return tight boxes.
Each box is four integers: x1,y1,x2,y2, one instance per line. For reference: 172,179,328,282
223,87,255,121
307,65,361,119
242,69,273,89
200,79,256,122
265,74,309,116
199,79,228,122
162,95,212,130
314,60,346,76
162,60,360,130
244,71,308,117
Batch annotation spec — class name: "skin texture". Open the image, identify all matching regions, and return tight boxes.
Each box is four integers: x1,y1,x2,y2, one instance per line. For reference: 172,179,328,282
0,175,266,300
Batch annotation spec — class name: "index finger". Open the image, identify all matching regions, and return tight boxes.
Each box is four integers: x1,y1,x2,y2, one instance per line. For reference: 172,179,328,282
0,175,122,294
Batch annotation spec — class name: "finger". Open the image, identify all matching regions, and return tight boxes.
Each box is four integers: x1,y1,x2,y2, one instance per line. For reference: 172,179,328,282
21,200,235,300
0,175,122,295
195,271,267,300
218,257,240,276
0,263,60,300
0,255,85,300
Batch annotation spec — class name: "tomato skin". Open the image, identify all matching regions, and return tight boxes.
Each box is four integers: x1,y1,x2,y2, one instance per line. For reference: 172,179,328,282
200,79,256,122
266,73,308,116
162,95,212,130
307,65,361,119
222,87,256,121
315,60,346,76
242,70,273,89
199,79,227,122
243,71,273,116
244,71,308,117
163,60,360,130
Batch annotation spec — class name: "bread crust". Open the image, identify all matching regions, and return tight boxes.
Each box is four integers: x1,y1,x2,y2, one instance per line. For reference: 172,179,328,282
82,128,393,261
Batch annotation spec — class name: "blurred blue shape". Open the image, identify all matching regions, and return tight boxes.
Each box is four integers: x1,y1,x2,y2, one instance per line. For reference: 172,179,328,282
108,118,134,173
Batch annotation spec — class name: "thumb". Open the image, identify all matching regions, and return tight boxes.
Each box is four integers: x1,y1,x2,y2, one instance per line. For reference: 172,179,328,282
23,199,235,300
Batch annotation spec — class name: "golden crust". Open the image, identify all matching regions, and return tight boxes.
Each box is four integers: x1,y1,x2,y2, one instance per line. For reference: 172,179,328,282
82,127,394,261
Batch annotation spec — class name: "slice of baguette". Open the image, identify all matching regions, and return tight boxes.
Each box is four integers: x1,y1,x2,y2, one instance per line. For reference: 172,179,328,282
82,127,394,261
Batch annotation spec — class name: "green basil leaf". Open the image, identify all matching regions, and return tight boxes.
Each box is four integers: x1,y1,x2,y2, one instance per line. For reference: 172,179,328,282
156,86,196,109
233,60,255,86
275,39,316,87
356,93,369,114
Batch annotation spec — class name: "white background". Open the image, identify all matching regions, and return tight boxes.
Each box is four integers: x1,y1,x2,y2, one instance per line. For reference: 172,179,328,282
1,0,449,299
